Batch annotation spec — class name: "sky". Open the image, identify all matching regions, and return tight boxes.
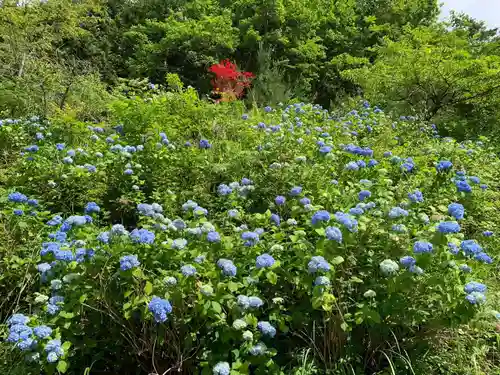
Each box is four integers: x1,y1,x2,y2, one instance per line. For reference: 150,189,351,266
440,0,500,28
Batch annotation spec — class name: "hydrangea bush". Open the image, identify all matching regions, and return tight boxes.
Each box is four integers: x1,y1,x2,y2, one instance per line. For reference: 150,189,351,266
0,93,499,374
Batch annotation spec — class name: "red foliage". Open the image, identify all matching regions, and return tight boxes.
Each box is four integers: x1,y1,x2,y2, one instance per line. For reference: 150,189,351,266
208,59,254,102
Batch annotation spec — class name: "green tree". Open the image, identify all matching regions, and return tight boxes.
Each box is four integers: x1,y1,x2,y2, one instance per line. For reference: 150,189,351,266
342,25,500,138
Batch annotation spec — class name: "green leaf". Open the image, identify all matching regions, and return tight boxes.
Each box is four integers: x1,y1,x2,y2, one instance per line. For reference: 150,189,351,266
59,311,75,319
315,228,325,236
212,301,222,313
228,281,239,292
144,281,153,295
62,341,72,351
332,256,344,265
57,360,68,373
350,276,363,283
266,271,278,285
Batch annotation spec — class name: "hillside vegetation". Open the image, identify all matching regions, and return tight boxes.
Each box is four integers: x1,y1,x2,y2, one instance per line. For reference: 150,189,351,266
0,0,499,374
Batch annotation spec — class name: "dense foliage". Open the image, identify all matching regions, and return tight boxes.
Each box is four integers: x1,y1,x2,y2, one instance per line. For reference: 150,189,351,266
0,87,499,374
2,0,500,138
1,0,500,374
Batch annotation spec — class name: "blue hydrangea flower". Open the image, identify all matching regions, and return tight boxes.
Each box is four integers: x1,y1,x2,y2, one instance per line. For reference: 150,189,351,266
84,202,100,214
461,240,482,255
7,324,32,342
459,264,472,273
308,256,330,273
199,139,212,149
217,259,237,276
379,259,399,276
290,186,302,196
249,342,267,356
13,209,23,216
464,281,487,294
409,265,424,275
474,252,492,264
241,231,259,246
124,168,133,175
47,296,64,315
227,209,239,218
194,206,208,216
448,203,464,220
413,241,433,254
345,161,359,171
120,255,140,271
275,195,286,205
248,296,263,308
181,264,196,277
257,321,276,337
466,291,486,304
25,145,39,153
270,213,280,226
45,338,64,360
319,146,332,154
437,221,461,234
300,197,311,205
7,314,30,326
213,362,230,375
207,231,221,243
148,297,172,323
325,226,342,243
130,228,155,244
172,219,186,230
349,207,364,216
400,256,416,268
469,176,480,184
33,325,52,339
97,231,110,244
392,224,407,233
237,295,250,309
456,180,472,193
408,190,423,203
483,231,493,237
8,192,28,203
334,212,358,232
256,253,275,269
388,207,409,218
27,199,38,206
164,276,177,286
311,210,330,225
111,224,128,236
37,262,52,273
358,190,371,201
314,276,330,287
56,143,65,151
217,184,232,196
447,242,459,255
55,250,74,262
172,238,188,250
436,160,453,171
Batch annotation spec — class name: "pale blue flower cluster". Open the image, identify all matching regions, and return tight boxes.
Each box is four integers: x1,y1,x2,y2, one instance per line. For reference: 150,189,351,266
256,253,275,269
217,259,237,276
120,255,140,271
308,256,330,273
148,297,172,323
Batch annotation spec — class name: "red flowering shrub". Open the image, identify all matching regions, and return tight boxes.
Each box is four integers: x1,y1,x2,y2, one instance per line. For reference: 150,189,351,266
208,60,254,102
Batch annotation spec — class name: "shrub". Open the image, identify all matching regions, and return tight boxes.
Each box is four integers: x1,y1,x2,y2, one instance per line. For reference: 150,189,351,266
0,94,499,374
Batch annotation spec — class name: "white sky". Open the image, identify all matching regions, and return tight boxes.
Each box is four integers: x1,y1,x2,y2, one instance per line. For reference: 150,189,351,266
440,0,500,28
